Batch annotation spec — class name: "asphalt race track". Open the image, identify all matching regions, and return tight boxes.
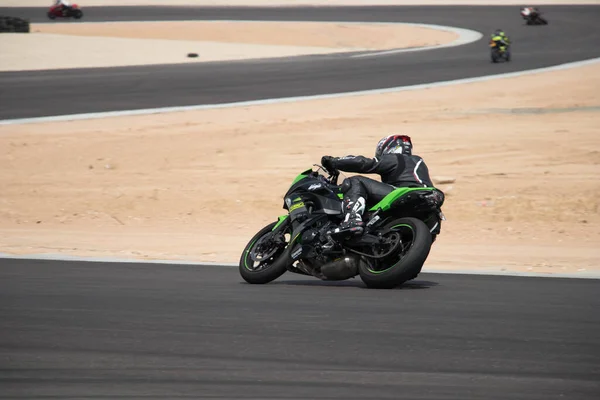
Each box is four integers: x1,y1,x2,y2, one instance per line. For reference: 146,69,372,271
1,260,600,399
1,5,600,399
0,5,600,119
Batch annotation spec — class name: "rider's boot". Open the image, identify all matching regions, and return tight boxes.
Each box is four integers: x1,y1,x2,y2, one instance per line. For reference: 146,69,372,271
338,212,364,235
330,197,365,237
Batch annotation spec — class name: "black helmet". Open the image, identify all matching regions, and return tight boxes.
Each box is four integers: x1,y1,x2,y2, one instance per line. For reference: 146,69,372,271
375,134,413,158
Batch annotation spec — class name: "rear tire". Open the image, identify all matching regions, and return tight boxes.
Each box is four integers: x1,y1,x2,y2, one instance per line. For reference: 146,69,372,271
239,221,291,284
359,217,432,289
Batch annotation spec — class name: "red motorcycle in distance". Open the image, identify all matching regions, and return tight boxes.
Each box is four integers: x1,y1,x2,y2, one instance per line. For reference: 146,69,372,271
520,7,548,25
47,4,83,20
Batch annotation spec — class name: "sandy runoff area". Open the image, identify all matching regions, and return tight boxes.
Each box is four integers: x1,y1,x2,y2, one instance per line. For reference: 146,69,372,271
0,0,599,278
1,61,599,276
0,21,458,71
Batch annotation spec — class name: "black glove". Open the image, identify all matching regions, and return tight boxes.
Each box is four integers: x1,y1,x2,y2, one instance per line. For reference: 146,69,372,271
321,156,336,173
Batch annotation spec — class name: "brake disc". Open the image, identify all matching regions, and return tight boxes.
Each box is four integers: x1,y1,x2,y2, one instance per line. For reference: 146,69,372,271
249,234,280,262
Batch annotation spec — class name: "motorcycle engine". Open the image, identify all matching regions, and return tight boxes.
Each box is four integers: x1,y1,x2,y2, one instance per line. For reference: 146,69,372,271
294,222,336,276
298,222,335,253
295,221,361,281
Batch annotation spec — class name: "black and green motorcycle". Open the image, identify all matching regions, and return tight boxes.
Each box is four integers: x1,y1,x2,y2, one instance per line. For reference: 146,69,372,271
239,165,445,289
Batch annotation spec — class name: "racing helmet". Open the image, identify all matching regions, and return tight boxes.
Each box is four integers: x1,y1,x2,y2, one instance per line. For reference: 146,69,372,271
375,134,413,158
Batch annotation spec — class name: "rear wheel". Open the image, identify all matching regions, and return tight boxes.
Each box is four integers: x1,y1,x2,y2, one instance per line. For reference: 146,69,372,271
359,217,432,289
239,221,292,284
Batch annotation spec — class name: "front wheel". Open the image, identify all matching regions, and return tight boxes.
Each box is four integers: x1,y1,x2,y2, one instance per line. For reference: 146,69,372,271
47,12,56,20
359,217,432,289
491,50,499,63
73,9,83,19
239,221,291,284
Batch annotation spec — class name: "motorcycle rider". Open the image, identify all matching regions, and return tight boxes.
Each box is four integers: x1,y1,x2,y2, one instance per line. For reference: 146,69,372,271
520,6,546,24
521,6,533,17
321,134,439,236
490,29,510,52
53,0,73,15
520,6,538,19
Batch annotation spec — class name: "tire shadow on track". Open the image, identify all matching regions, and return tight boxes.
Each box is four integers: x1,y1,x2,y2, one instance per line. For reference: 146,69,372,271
264,279,439,289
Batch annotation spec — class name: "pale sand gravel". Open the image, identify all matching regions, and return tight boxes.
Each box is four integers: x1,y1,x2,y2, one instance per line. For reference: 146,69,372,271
0,21,457,71
0,63,598,276
4,1,600,6
36,21,457,49
1,0,598,275
0,33,351,72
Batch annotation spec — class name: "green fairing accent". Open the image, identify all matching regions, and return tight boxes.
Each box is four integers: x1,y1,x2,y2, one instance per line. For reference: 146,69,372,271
337,193,344,199
289,202,305,212
369,187,435,212
290,169,313,186
367,224,413,274
272,215,289,231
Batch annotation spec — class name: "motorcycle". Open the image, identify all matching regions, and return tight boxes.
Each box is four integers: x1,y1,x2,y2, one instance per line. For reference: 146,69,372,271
520,7,548,25
47,4,83,20
239,164,445,289
490,39,510,63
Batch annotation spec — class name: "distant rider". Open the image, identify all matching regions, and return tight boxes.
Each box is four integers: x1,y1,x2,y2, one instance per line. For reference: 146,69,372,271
490,29,510,52
53,0,73,16
321,134,441,236
520,6,538,19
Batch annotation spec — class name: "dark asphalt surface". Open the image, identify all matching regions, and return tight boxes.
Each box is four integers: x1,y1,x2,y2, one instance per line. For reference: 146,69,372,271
1,259,599,399
0,5,599,119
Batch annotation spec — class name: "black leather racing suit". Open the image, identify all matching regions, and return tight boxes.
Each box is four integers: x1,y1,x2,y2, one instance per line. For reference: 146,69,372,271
329,153,435,210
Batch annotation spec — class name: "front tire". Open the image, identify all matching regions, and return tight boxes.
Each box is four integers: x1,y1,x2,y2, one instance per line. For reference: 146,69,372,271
47,12,56,20
73,9,83,19
359,217,432,289
239,221,291,284
491,50,499,63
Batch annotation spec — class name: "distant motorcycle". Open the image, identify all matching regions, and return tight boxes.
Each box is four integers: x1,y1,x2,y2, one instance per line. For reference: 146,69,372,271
520,7,548,25
490,39,510,63
47,3,83,20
